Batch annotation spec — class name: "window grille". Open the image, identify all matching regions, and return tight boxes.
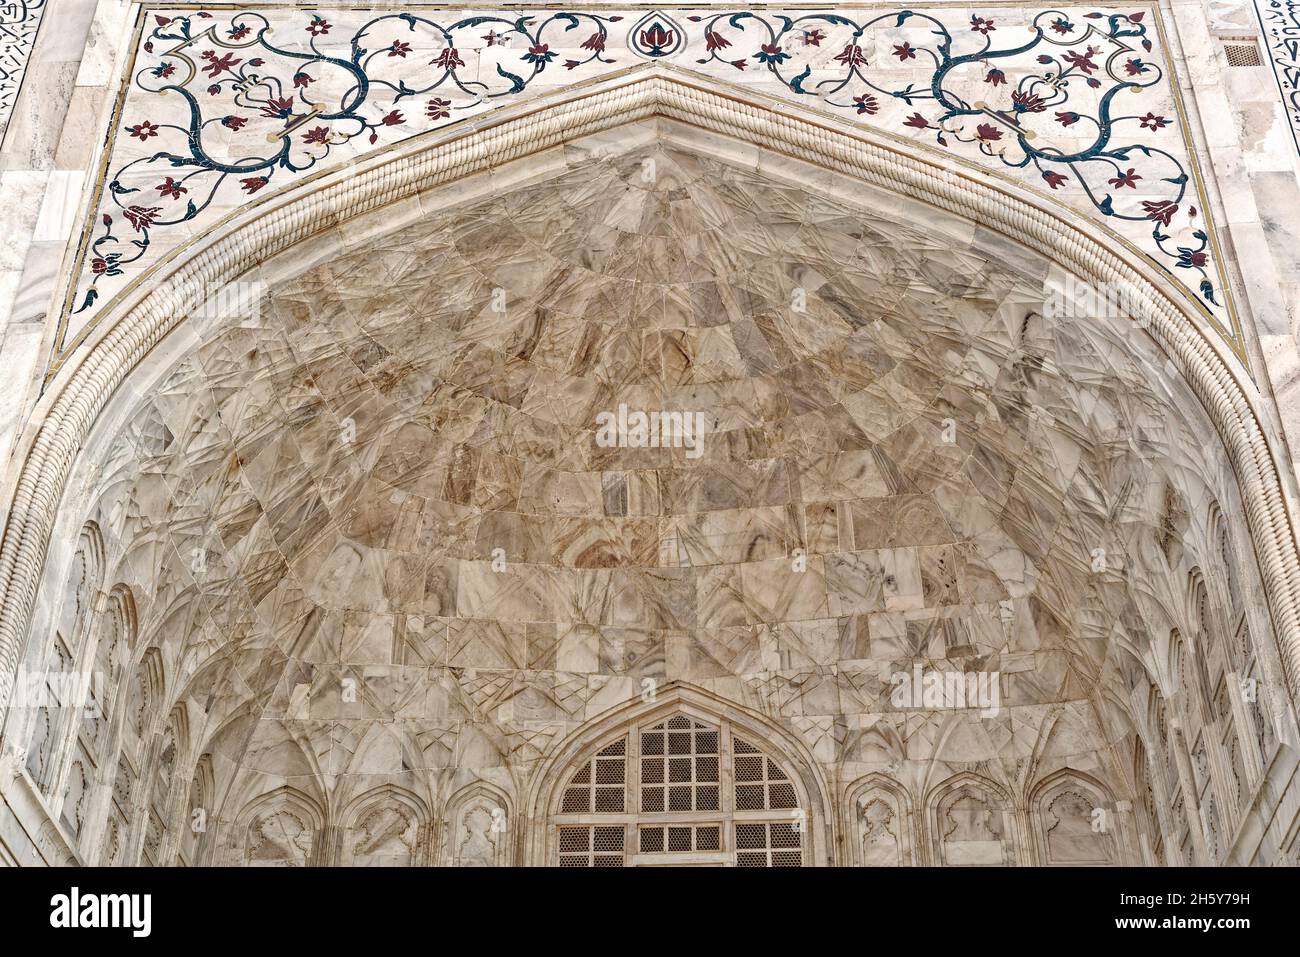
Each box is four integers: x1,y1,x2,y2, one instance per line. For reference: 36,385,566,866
552,712,806,866
1221,40,1262,67
560,739,626,814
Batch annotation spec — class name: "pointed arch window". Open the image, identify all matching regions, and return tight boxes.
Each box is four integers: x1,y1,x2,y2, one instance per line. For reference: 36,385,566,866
553,712,805,867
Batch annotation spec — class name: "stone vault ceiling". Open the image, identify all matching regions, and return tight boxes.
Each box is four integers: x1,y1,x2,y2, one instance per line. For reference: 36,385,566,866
50,125,1269,859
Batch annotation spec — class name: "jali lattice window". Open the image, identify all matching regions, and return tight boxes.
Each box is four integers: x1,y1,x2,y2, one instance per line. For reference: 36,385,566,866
554,713,806,866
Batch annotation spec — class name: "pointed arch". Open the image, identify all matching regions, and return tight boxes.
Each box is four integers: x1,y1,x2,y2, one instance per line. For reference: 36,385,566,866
99,585,136,686
845,772,915,866
525,682,833,866
61,523,105,654
140,703,190,865
1186,569,1220,672
926,771,1020,867
1206,502,1246,626
1132,737,1165,865
1028,768,1123,866
19,521,107,792
177,751,215,865
444,781,515,867
227,784,325,867
127,646,166,747
1,67,1299,735
339,784,431,867
0,62,1298,871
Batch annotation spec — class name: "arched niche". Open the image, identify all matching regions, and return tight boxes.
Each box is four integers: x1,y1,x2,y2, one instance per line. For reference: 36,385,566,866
0,66,1297,715
927,772,1020,867
444,782,515,867
339,784,431,867
226,785,325,868
845,773,914,866
0,68,1296,868
526,683,833,866
1029,769,1122,866
15,521,104,794
177,752,214,866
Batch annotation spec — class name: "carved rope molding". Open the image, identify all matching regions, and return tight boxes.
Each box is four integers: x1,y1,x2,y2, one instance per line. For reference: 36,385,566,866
0,67,1297,713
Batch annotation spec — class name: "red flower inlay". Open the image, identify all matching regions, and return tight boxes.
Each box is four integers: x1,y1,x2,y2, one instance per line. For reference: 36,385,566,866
1108,168,1141,189
434,47,464,71
833,43,868,68
1063,47,1099,75
155,177,187,200
128,121,160,141
1142,200,1178,227
426,97,451,121
200,51,242,78
124,206,161,231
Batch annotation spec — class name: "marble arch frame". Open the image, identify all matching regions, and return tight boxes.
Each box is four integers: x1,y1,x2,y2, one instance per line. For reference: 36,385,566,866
1027,768,1126,867
844,772,916,867
7,519,105,792
523,682,835,866
0,62,1298,721
337,783,433,867
443,781,516,867
228,784,326,868
926,770,1023,867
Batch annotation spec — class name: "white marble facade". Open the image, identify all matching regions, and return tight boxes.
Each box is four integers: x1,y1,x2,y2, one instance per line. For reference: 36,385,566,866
0,2,1299,868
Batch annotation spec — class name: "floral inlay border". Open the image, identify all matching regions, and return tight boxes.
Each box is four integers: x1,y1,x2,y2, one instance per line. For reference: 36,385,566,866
1256,0,1300,157
48,4,1243,377
0,0,47,145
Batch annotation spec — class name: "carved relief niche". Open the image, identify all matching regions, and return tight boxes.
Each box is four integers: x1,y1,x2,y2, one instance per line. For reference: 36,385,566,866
1031,772,1119,866
142,705,188,865
846,774,913,866
26,522,104,791
930,774,1017,866
59,753,90,838
178,753,214,866
446,782,513,867
1133,739,1165,865
100,814,124,866
341,785,430,866
233,786,324,867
